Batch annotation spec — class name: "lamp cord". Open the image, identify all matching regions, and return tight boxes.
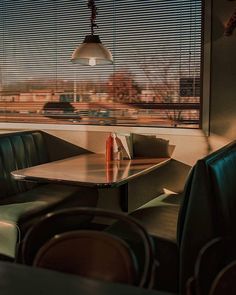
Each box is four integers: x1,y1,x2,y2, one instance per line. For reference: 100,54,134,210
88,0,98,35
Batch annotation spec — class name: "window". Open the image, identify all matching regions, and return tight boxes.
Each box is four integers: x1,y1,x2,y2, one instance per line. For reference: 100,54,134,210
0,0,202,128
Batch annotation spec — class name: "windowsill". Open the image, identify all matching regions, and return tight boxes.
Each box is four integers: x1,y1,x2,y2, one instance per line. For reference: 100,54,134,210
0,122,205,137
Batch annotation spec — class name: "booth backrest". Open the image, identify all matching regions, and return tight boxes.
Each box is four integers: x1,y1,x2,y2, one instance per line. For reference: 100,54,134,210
207,143,236,235
178,140,236,290
0,131,49,199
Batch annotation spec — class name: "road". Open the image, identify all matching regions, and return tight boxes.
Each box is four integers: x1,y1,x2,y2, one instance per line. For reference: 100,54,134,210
0,113,199,128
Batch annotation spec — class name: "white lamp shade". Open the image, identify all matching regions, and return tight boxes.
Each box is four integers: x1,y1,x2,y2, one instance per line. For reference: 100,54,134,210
71,35,113,65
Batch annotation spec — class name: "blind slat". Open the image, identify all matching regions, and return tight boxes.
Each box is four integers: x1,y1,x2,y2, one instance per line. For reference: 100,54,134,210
0,0,202,128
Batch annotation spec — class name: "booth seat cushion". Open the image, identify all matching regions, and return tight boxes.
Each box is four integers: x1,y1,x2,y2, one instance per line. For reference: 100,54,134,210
130,200,179,241
0,183,98,235
126,190,182,291
106,197,180,292
0,221,19,259
0,130,98,259
0,184,80,221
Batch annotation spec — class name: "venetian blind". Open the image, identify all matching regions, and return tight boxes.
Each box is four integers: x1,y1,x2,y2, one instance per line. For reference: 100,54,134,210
0,0,202,127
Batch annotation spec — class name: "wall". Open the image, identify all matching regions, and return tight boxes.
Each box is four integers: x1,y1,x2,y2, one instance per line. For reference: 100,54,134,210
44,126,233,166
45,129,209,166
0,125,212,166
210,0,236,139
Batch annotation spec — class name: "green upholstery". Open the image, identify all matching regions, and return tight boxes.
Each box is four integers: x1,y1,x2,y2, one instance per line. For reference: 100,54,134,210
128,199,181,292
130,203,179,241
207,145,236,234
0,184,97,234
179,141,236,290
0,131,49,197
0,221,19,258
0,130,98,259
127,141,236,293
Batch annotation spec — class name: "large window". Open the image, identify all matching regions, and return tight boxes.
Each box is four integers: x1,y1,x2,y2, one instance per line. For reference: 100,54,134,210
0,0,202,128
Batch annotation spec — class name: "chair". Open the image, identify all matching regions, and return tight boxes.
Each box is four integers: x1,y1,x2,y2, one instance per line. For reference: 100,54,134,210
186,236,236,295
186,277,196,295
127,140,236,292
19,207,156,288
209,260,236,295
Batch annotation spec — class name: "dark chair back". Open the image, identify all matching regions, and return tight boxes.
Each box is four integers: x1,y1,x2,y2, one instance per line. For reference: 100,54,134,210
34,230,138,285
186,236,236,295
16,211,92,264
209,260,236,295
196,237,236,295
20,207,155,288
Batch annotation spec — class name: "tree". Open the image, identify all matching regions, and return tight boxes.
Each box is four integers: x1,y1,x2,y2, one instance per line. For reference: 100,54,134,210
138,54,179,103
107,69,141,102
136,50,200,126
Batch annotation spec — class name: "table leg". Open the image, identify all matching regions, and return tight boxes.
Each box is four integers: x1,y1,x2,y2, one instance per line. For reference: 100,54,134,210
119,183,128,212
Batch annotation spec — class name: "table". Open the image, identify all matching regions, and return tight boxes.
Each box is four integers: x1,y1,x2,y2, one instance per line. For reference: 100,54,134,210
0,261,173,295
12,154,170,212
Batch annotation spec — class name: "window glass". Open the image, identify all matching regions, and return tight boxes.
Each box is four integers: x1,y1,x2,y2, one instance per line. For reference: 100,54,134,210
0,0,202,128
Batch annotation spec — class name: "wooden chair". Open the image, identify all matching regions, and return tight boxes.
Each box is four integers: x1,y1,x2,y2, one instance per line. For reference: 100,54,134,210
34,230,139,285
186,236,236,295
19,207,156,288
209,260,236,295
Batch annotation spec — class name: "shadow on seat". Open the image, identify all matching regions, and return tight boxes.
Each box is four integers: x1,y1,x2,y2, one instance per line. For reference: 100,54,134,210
19,207,156,288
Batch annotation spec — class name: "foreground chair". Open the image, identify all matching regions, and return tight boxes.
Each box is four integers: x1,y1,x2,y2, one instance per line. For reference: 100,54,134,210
209,260,236,295
18,207,156,288
186,236,236,295
127,140,236,292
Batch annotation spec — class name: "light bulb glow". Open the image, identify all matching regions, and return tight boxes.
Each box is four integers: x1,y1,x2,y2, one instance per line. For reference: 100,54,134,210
89,57,96,66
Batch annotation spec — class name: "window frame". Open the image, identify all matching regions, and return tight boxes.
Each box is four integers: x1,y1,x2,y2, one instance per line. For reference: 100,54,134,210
0,0,210,136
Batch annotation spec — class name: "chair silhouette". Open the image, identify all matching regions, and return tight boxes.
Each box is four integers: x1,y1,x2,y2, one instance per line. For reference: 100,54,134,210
186,236,236,295
19,207,156,288
209,260,236,295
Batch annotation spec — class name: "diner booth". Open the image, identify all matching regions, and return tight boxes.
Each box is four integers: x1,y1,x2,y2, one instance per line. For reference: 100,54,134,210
0,0,236,294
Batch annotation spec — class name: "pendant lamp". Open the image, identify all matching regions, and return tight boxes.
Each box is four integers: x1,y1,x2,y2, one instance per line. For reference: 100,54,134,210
71,0,113,66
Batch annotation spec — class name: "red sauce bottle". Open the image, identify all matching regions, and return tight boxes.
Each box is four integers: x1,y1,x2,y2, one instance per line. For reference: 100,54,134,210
106,133,114,161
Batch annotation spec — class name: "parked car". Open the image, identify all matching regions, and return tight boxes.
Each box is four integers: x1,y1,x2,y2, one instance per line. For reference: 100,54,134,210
42,102,81,121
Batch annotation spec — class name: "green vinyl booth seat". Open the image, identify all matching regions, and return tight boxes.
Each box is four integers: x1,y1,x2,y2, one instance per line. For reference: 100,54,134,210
113,140,236,293
0,130,98,259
